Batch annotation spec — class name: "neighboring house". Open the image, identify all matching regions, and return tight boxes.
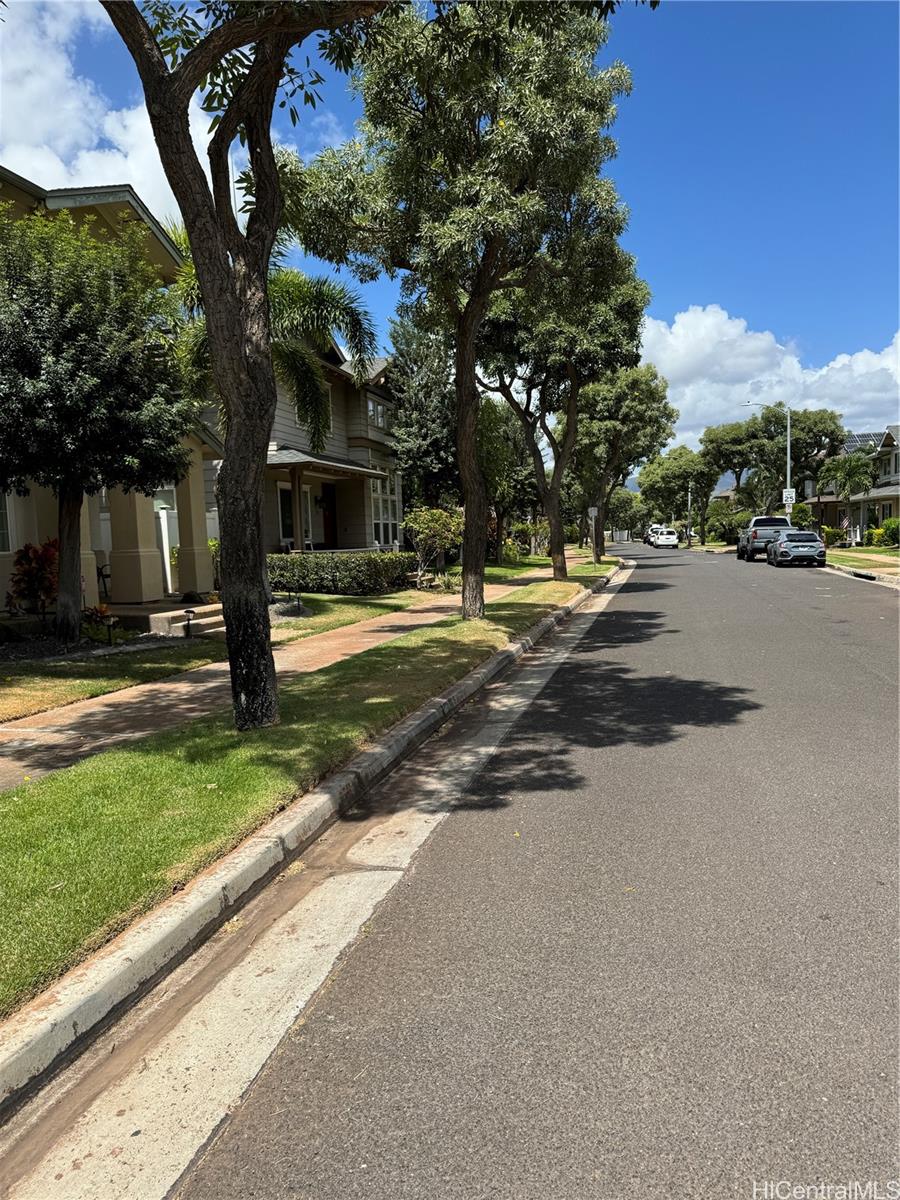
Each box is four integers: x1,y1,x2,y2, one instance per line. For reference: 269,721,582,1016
0,165,402,612
810,426,900,539
207,348,403,556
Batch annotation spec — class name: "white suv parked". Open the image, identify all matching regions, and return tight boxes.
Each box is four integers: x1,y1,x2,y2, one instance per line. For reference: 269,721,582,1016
653,528,678,548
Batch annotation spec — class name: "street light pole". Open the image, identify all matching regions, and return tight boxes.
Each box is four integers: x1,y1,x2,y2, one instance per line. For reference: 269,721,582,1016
686,481,692,548
743,400,793,507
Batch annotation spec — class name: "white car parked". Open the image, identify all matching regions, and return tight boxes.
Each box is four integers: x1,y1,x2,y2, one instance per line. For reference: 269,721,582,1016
652,527,679,548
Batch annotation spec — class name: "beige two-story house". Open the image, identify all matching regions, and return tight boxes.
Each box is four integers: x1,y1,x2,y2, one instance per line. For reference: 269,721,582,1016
238,347,402,556
1,164,402,614
809,425,899,539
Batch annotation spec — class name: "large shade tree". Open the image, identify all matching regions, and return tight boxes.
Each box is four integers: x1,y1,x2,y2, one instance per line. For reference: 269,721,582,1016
747,404,846,495
572,365,675,559
638,445,720,542
386,317,460,509
477,190,646,580
0,208,194,642
101,0,391,730
282,0,632,617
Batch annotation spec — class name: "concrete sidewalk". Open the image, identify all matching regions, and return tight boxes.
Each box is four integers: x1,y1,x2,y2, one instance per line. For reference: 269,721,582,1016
0,567,563,791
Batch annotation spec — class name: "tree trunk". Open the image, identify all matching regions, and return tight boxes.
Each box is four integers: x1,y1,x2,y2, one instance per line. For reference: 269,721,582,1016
55,481,83,643
455,321,488,619
578,512,587,549
593,514,606,561
209,273,280,730
543,488,567,580
495,509,505,566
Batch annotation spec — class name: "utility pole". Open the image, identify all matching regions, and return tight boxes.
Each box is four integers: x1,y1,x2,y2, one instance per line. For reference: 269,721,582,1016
786,406,792,493
686,482,692,549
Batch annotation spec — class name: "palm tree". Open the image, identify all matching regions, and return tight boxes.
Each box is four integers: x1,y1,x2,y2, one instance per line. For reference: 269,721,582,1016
818,451,878,545
165,222,376,453
736,468,781,516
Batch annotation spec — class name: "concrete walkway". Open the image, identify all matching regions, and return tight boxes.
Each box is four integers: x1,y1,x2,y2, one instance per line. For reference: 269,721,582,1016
0,566,565,791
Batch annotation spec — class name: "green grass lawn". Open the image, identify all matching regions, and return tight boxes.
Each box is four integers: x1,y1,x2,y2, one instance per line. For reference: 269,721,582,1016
0,579,580,1018
827,550,900,572
567,558,618,578
0,642,229,723
449,555,552,586
0,591,425,723
830,545,900,557
272,590,422,643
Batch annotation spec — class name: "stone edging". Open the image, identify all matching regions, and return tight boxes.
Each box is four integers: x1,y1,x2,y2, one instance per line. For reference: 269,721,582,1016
0,564,621,1117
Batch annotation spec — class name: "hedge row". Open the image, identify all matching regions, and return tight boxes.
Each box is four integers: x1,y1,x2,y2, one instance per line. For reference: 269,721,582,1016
267,551,418,596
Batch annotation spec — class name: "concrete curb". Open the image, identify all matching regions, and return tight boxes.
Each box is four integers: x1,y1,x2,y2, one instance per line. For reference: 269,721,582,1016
0,564,622,1116
825,561,900,588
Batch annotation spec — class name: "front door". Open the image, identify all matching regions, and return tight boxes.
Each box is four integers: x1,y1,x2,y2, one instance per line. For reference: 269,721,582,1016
321,483,338,548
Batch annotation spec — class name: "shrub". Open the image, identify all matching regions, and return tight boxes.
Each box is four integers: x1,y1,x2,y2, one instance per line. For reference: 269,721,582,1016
509,522,532,553
865,527,885,547
564,523,580,544
789,501,812,528
208,538,221,590
501,537,521,564
881,517,899,546
403,507,464,585
820,525,843,547
266,551,418,596
9,539,59,615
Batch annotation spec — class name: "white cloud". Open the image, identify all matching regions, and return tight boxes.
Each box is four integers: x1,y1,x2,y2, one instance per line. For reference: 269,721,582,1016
642,305,900,445
0,1,212,224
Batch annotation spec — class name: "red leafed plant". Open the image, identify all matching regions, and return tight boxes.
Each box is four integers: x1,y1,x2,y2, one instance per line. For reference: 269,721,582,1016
9,539,59,615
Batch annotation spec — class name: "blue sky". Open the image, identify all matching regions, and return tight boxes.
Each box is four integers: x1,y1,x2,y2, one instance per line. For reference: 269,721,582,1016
1,0,897,440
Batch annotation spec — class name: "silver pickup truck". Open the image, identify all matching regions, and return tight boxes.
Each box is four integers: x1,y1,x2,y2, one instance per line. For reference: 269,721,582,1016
736,515,793,561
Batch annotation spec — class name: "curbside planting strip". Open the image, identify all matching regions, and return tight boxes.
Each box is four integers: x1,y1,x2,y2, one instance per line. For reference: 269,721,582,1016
824,561,899,588
0,564,622,1117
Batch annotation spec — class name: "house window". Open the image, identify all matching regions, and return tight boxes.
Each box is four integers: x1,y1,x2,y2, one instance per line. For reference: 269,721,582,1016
883,504,893,520
367,397,387,429
277,483,294,546
893,452,899,475
371,472,401,546
0,494,10,554
303,484,312,548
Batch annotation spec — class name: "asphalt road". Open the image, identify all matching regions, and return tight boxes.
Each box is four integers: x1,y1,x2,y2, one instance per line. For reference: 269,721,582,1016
179,548,899,1200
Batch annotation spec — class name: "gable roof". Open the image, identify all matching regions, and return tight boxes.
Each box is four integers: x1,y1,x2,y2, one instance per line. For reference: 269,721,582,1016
0,164,182,282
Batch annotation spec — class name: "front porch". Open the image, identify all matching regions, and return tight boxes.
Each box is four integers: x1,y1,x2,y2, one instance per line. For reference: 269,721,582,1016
1,434,218,612
811,484,898,543
265,446,402,554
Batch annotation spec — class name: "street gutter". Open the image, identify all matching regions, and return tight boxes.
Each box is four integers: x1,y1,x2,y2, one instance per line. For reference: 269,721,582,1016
0,565,621,1119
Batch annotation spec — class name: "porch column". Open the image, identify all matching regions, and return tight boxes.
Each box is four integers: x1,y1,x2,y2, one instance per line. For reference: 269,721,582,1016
80,498,99,606
291,467,304,550
108,488,164,603
175,443,214,593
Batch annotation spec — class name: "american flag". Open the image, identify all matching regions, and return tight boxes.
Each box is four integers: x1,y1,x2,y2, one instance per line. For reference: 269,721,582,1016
841,515,850,530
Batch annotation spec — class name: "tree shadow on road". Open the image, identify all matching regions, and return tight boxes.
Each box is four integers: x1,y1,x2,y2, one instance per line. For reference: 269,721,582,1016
457,609,760,805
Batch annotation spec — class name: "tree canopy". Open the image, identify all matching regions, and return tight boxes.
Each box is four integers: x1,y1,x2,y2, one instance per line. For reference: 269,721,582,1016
0,207,194,639
281,0,631,614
